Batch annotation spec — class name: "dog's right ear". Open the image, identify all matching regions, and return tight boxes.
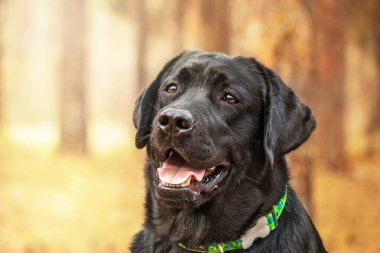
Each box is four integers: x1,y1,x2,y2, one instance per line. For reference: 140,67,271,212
133,53,185,149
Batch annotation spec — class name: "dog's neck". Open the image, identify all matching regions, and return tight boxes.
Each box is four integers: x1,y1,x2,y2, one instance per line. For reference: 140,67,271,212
147,159,288,250
178,185,288,252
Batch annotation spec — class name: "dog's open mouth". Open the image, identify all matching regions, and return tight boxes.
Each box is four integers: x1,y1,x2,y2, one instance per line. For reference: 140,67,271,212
156,150,229,192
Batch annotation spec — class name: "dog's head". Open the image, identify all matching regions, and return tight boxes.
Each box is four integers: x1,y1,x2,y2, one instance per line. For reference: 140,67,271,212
133,51,316,208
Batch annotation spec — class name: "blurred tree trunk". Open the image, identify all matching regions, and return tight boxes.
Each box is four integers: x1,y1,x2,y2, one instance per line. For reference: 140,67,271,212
136,0,147,91
0,0,3,125
200,0,230,53
346,0,380,153
301,0,347,171
370,0,380,134
174,0,184,52
60,0,87,154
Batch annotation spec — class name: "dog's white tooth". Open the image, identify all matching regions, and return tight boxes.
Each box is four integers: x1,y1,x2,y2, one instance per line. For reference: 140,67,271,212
162,177,192,188
180,177,192,187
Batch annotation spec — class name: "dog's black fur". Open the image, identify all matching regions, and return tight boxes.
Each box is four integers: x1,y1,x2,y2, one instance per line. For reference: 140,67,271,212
131,51,327,253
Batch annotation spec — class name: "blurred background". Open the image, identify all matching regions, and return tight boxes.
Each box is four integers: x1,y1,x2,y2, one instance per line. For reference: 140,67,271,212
0,0,379,252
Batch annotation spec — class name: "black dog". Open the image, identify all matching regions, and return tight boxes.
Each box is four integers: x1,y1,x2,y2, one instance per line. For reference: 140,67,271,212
131,51,327,253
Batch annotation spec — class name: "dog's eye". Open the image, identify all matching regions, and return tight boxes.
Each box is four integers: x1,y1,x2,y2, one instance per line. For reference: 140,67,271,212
165,83,178,94
222,93,238,104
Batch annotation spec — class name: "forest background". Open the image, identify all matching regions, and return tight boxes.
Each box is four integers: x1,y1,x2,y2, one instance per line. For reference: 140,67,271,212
0,0,379,252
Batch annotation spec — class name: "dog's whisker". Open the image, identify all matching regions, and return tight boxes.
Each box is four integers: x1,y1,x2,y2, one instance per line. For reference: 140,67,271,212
243,175,266,185
136,134,150,141
149,103,160,111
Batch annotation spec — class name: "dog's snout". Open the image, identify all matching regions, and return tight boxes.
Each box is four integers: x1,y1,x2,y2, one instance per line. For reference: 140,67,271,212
158,108,194,135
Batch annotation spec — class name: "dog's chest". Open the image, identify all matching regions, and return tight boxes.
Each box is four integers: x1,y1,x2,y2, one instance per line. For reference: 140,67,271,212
152,209,249,252
154,210,209,242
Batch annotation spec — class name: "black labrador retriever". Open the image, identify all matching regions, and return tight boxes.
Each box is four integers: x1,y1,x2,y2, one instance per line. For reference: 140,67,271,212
131,51,327,253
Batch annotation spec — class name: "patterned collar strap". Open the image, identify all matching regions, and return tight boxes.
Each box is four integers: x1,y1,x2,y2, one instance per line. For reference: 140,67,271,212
178,185,288,253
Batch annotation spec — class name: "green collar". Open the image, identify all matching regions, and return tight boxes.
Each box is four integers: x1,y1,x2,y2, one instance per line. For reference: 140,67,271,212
178,185,288,252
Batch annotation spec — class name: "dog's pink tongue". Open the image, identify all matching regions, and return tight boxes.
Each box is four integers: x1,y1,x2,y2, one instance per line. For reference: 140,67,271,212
157,152,205,184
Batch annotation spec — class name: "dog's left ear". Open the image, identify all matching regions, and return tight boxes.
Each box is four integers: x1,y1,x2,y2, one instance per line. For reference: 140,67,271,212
254,60,316,166
257,63,316,166
133,53,185,149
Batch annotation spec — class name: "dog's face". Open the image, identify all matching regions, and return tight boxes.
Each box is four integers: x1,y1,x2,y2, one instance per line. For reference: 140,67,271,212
133,51,316,209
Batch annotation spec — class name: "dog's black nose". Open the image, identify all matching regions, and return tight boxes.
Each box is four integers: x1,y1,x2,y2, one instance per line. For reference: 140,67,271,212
158,108,194,135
